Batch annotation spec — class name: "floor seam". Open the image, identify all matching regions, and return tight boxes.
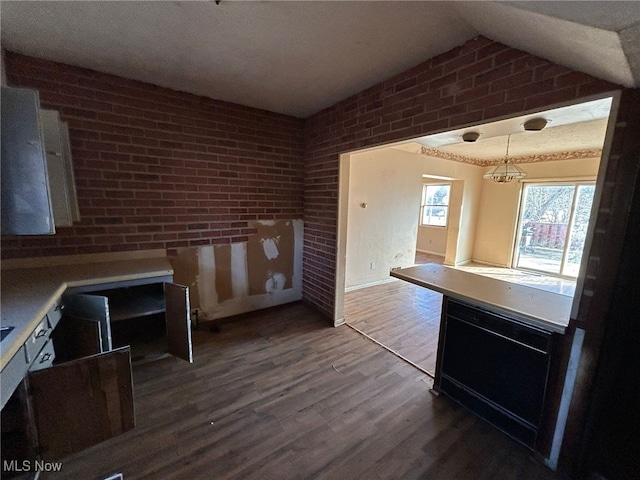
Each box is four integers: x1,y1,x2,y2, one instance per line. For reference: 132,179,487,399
344,322,435,379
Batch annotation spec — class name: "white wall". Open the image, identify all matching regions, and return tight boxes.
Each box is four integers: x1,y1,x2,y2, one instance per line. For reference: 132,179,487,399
344,146,600,290
473,157,601,266
345,149,424,288
345,147,482,289
416,225,448,255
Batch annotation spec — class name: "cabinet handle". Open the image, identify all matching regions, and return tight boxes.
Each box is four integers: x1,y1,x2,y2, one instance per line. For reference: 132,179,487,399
46,150,62,157
40,353,52,363
55,304,65,311
35,329,48,338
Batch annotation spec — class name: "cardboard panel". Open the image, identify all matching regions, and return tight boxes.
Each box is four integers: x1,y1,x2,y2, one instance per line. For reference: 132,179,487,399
247,221,295,295
169,247,201,309
214,244,233,302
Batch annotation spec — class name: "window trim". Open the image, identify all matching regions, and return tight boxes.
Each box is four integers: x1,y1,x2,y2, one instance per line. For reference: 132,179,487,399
419,183,451,228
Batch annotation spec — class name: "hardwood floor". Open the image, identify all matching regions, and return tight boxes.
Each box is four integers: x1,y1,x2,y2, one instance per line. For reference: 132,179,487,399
344,252,444,374
344,281,442,375
44,302,561,480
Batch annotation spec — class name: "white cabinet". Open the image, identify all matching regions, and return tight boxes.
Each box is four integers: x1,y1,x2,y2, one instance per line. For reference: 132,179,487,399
0,87,80,235
39,109,80,227
0,86,54,235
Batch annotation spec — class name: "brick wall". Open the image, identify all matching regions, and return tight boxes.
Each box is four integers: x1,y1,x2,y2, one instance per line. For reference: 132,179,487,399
303,36,619,319
2,39,629,327
2,52,305,259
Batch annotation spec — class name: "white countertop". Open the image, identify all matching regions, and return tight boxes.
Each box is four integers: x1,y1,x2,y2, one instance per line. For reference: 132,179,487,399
0,257,173,369
390,264,571,333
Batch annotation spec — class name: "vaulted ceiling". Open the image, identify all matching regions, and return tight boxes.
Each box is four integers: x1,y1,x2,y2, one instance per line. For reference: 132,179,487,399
2,1,639,119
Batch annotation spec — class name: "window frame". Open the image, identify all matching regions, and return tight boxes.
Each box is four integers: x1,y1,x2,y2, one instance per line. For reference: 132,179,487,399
419,183,451,228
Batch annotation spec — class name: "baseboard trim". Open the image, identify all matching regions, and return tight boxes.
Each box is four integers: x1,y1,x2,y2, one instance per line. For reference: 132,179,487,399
345,277,398,292
415,249,446,256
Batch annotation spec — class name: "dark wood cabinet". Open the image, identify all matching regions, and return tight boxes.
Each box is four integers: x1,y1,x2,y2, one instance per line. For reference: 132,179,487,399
63,278,192,363
28,347,135,462
436,298,556,450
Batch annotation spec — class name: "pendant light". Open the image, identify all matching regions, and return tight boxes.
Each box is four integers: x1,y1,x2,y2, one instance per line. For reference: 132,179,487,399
482,135,527,183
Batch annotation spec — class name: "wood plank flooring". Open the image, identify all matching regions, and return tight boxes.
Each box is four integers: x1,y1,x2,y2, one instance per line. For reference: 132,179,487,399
344,252,444,374
43,302,561,480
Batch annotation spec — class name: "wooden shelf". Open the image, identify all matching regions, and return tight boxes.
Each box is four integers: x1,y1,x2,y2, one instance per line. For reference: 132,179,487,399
109,295,165,323
92,284,165,323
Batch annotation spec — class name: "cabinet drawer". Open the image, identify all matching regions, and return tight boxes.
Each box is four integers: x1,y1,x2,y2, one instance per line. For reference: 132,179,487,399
24,317,52,364
28,340,56,372
47,299,65,329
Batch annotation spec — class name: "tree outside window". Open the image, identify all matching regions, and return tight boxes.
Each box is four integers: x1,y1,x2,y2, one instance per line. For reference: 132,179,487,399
420,184,450,227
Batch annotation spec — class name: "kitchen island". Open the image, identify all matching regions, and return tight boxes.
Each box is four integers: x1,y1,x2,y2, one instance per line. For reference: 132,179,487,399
391,263,571,452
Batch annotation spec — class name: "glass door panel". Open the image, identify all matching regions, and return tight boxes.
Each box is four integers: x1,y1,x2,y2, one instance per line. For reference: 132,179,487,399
561,184,596,276
515,184,575,275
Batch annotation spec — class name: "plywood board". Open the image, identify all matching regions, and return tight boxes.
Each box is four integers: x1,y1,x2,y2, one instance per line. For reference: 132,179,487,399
214,244,233,302
169,247,200,309
246,221,295,295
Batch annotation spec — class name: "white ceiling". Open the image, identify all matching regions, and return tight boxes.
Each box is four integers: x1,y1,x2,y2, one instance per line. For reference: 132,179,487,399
2,1,640,119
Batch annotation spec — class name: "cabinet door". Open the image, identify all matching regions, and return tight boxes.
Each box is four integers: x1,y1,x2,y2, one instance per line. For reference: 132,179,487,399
27,347,135,461
164,283,193,363
62,293,113,353
40,109,73,227
0,86,55,235
60,121,80,222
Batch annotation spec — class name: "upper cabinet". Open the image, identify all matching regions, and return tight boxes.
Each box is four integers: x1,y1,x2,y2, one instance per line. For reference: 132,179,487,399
1,86,55,235
40,109,80,226
1,87,80,235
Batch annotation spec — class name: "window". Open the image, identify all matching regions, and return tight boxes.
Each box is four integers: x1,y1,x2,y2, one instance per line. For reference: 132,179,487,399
420,184,450,227
514,181,596,277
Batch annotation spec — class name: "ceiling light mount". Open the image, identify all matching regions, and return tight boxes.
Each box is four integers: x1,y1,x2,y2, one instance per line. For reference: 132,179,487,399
523,118,548,131
461,131,480,143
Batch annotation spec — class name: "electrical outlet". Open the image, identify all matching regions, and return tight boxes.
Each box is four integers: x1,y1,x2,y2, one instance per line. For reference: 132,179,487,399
370,262,375,270
391,266,402,271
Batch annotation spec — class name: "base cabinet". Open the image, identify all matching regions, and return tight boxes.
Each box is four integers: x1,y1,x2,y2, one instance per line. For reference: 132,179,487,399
63,279,192,363
1,277,191,477
436,298,557,450
1,346,134,478
28,347,135,462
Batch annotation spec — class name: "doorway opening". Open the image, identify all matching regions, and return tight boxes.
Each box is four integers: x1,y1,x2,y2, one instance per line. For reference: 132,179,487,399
336,94,616,377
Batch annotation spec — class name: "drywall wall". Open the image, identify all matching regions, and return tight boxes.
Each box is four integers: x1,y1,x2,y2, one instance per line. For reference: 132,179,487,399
473,157,601,266
170,219,303,321
345,149,424,289
344,147,482,289
416,225,448,255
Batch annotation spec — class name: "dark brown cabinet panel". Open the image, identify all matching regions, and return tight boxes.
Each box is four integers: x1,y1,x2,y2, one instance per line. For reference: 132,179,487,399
165,283,192,363
28,347,134,461
65,279,192,363
437,298,555,450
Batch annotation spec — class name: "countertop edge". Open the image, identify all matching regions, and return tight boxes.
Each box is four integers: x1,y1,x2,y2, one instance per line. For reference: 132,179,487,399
1,259,174,370
390,268,568,335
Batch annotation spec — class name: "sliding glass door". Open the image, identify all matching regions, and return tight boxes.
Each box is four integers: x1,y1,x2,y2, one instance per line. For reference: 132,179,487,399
514,182,595,277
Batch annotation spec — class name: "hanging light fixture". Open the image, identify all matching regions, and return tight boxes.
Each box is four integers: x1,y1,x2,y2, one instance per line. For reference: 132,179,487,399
482,135,527,183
